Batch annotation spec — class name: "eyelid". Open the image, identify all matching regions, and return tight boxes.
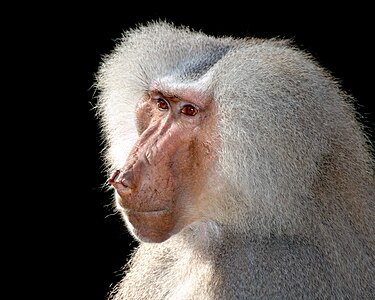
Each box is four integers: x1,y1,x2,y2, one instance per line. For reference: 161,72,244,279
181,104,199,116
156,97,170,110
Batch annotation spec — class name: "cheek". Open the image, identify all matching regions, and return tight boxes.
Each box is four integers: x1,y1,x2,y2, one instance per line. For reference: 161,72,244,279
172,141,205,193
174,122,216,183
168,129,217,217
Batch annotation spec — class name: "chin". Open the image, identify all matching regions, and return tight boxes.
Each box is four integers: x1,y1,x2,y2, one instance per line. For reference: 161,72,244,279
123,210,180,243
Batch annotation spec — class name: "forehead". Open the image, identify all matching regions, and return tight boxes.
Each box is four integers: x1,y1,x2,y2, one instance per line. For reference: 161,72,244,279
148,73,213,107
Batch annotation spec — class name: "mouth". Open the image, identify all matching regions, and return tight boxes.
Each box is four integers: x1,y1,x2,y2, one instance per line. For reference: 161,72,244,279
124,208,170,215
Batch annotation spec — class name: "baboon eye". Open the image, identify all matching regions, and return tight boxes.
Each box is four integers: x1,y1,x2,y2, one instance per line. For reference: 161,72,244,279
157,98,169,110
181,104,198,116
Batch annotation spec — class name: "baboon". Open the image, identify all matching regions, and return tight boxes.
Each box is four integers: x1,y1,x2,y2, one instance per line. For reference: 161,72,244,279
95,21,374,299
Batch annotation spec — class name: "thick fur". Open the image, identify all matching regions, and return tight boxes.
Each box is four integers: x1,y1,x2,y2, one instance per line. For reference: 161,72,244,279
95,21,375,299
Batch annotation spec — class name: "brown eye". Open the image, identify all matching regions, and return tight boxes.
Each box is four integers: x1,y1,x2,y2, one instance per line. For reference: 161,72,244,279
157,98,169,110
181,104,198,116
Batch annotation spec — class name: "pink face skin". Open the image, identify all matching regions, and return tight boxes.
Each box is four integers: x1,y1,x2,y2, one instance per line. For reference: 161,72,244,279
108,89,217,243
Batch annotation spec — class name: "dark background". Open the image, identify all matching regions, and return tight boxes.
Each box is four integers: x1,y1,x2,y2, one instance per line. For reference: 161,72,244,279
11,5,373,300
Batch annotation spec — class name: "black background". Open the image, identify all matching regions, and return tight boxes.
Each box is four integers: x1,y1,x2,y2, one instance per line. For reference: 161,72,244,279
10,4,374,300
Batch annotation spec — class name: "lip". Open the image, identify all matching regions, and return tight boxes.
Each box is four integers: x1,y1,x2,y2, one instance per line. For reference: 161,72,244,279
125,208,170,215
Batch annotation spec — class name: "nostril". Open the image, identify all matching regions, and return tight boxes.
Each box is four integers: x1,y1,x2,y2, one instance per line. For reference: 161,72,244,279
108,169,136,191
107,169,121,186
119,176,130,188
